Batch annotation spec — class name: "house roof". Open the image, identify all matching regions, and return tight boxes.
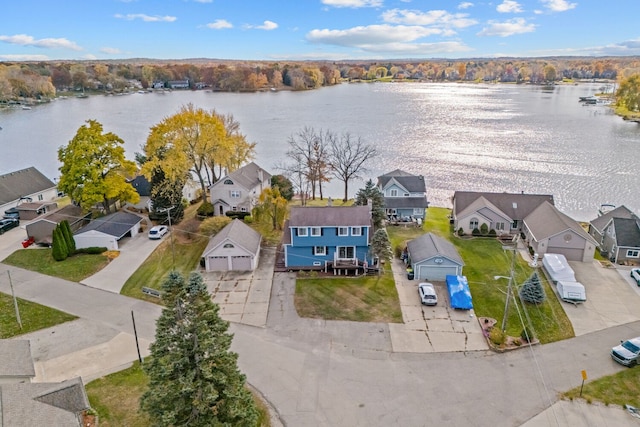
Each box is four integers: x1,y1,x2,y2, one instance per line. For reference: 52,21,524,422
214,162,271,191
0,377,90,426
524,201,596,243
289,206,371,227
29,204,87,226
407,232,464,265
377,171,427,193
383,196,429,209
0,340,35,378
16,202,57,212
203,219,262,256
129,175,151,197
74,211,142,238
589,205,637,233
457,196,512,222
612,217,640,247
0,167,56,205
453,191,554,220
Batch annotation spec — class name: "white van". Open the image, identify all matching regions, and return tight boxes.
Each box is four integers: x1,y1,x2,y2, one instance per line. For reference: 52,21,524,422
557,280,586,303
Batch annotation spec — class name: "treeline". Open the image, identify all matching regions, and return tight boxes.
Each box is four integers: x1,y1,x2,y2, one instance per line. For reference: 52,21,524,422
2,56,640,102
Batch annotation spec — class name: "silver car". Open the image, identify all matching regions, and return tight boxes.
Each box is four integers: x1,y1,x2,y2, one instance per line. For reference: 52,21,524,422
630,268,640,286
418,282,438,306
611,337,640,367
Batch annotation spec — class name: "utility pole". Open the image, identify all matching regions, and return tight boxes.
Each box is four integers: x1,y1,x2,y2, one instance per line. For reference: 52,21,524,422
158,206,176,269
8,270,22,329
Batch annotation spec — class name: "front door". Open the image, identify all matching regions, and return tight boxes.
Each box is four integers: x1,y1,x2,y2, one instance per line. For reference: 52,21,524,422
337,246,355,259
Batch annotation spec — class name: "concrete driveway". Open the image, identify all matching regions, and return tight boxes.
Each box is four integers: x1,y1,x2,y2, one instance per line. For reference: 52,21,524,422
0,222,28,260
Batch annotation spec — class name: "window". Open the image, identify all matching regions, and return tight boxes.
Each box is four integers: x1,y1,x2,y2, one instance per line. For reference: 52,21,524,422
230,190,241,198
38,194,43,201
232,206,237,211
404,193,410,197
337,246,355,259
495,222,505,231
313,246,326,256
298,227,308,236
223,243,234,248
224,179,233,185
390,189,398,197
338,227,349,236
311,227,321,236
511,220,518,229
351,227,361,236
241,207,247,212
469,218,479,229
413,208,423,215
627,250,640,258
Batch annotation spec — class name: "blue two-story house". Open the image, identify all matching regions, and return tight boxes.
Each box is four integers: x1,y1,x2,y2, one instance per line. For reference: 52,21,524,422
283,205,372,273
377,169,429,221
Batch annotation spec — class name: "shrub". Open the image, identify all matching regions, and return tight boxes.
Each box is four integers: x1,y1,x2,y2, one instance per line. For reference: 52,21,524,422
394,245,403,259
457,228,465,236
472,228,481,237
51,227,68,261
521,326,535,343
480,223,489,235
75,246,108,254
489,327,505,346
488,229,497,237
243,215,253,223
200,216,232,237
197,202,215,218
225,211,250,220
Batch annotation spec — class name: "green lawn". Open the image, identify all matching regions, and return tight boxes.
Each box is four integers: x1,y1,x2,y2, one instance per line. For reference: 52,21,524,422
2,248,110,282
386,207,574,343
563,367,640,408
295,269,402,323
0,291,77,338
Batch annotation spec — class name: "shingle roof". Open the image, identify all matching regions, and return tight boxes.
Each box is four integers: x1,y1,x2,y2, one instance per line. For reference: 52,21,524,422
0,167,56,205
612,218,640,247
0,340,35,378
203,219,262,256
383,196,429,209
289,206,371,227
589,205,637,233
129,175,151,197
524,201,596,243
377,171,427,193
407,232,464,265
454,191,554,220
74,211,142,238
219,162,271,191
29,204,85,226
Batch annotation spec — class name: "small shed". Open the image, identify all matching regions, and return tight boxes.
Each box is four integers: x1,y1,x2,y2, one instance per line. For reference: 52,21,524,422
73,211,142,251
202,219,262,271
25,204,90,245
407,232,464,281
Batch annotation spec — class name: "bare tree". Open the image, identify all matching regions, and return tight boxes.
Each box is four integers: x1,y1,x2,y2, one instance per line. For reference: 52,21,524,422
284,127,331,200
328,132,378,202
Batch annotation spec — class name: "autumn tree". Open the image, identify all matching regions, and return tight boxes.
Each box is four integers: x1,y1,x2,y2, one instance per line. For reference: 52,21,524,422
543,64,557,83
616,74,640,113
58,120,139,212
141,271,258,426
253,187,287,230
328,132,378,202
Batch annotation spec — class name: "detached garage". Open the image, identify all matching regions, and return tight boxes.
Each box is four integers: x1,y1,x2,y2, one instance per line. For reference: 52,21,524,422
74,211,143,251
407,232,464,281
202,219,262,271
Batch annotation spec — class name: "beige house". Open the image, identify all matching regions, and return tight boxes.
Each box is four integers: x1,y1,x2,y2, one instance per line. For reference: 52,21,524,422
209,162,271,217
0,167,58,219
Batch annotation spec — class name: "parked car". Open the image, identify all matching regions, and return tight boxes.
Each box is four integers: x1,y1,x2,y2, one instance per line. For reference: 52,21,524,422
0,218,19,234
148,225,169,239
3,207,20,219
611,336,640,367
630,268,640,286
418,282,438,306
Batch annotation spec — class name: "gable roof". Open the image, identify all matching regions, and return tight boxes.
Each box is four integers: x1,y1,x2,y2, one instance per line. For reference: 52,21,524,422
524,201,596,243
454,191,554,220
407,232,464,265
0,340,35,378
215,162,271,191
0,377,89,426
0,167,56,205
203,219,262,256
611,217,640,247
456,195,511,221
589,205,637,233
377,170,427,193
74,211,142,238
29,204,86,226
129,175,151,197
289,206,371,227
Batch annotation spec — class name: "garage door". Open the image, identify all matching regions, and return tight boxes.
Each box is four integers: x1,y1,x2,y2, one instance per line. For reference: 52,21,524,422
207,256,229,271
231,256,252,271
548,247,584,262
416,265,459,281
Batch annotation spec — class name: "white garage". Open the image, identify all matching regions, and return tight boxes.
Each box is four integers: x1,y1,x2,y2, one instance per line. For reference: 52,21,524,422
73,211,143,251
407,232,464,281
202,219,262,272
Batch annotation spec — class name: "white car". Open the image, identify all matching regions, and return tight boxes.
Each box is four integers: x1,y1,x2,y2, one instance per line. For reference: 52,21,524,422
148,225,168,239
611,337,640,367
418,282,438,306
630,268,640,286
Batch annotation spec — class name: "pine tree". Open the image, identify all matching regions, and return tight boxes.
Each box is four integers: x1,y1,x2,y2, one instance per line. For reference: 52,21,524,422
519,272,546,304
370,228,392,266
51,226,68,261
141,271,258,426
354,179,385,229
60,220,76,255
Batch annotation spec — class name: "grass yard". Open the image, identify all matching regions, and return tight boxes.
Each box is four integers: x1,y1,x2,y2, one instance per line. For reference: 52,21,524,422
563,367,640,409
0,291,77,338
386,206,574,344
2,248,110,282
295,269,402,323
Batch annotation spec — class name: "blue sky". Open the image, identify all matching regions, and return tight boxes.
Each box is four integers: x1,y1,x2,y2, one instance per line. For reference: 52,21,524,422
2,0,640,61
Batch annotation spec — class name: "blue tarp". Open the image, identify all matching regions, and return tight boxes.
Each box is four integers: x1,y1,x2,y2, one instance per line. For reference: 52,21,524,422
445,275,473,310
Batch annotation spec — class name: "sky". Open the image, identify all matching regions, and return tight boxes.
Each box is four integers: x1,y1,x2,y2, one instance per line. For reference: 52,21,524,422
2,0,640,62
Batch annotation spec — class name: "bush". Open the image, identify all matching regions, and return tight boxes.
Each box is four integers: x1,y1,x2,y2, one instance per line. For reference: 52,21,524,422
394,245,403,259
225,211,250,220
521,326,535,342
472,228,481,237
480,223,489,235
489,327,505,346
488,229,497,237
197,202,215,218
243,216,253,224
457,228,465,236
75,246,108,254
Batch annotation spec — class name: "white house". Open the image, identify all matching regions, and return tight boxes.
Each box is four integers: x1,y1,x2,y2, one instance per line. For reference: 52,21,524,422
0,167,58,219
209,162,271,217
202,219,262,271
73,211,143,250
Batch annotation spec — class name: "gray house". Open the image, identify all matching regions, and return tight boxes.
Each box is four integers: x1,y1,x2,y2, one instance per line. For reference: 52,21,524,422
407,232,464,281
377,169,429,220
202,219,262,271
209,162,271,217
588,205,637,246
600,217,640,265
0,167,58,219
73,211,143,250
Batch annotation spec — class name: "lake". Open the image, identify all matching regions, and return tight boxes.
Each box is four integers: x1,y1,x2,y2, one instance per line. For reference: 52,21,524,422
1,82,638,221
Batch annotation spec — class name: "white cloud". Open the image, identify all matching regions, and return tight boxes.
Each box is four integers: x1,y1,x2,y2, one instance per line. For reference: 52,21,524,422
100,47,123,54
245,20,278,30
206,19,233,29
540,0,577,12
321,0,382,7
0,54,50,61
497,1,523,13
83,54,98,60
477,18,535,37
0,34,82,51
114,14,176,22
458,2,474,9
381,9,477,28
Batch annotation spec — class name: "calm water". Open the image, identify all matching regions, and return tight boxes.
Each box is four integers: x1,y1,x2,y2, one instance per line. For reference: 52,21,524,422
1,82,638,221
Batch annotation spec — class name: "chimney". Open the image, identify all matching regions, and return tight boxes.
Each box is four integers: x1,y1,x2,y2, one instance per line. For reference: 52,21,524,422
367,198,373,216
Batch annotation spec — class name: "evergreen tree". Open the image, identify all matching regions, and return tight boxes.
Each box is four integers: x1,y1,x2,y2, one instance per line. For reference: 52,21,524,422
60,220,76,255
370,228,392,266
149,167,185,223
519,272,546,304
141,271,258,427
354,179,385,229
51,226,68,261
